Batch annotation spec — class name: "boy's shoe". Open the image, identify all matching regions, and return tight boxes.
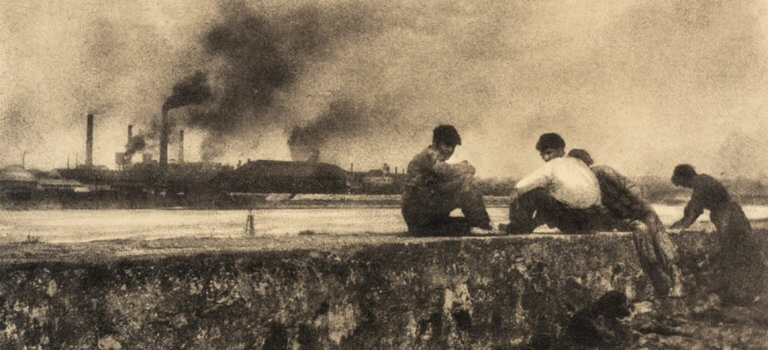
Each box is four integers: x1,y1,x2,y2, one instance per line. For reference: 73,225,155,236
470,223,501,236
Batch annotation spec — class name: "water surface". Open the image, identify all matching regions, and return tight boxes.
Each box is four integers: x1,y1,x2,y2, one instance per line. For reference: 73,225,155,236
1,205,767,243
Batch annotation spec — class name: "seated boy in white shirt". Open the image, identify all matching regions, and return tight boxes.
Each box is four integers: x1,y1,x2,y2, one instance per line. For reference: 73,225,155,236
502,133,604,234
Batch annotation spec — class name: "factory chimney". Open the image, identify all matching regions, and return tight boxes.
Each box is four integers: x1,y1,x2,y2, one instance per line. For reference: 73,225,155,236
178,130,184,164
159,110,169,172
126,125,133,165
85,113,94,167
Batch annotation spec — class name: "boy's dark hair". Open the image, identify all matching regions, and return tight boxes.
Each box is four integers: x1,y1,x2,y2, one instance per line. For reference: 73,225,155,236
433,124,462,146
568,148,594,166
536,133,565,151
672,164,697,184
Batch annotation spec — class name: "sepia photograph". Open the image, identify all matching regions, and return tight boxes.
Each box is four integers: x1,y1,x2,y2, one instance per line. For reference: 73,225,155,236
1,0,767,348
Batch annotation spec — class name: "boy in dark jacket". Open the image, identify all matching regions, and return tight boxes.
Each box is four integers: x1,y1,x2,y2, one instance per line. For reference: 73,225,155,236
569,149,684,298
401,125,493,236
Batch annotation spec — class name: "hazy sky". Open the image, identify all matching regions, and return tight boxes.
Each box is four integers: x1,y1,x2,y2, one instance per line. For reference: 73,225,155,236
2,0,768,178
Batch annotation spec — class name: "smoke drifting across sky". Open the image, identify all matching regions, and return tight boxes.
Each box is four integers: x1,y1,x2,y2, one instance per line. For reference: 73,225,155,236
2,0,768,178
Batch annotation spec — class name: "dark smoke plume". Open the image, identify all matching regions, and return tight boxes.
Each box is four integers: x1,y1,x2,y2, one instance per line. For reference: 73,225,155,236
162,71,211,113
159,71,211,167
125,136,146,158
174,2,379,161
288,99,369,162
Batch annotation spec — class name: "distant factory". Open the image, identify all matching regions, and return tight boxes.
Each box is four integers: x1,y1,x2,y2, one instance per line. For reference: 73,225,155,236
0,113,407,208
347,163,407,194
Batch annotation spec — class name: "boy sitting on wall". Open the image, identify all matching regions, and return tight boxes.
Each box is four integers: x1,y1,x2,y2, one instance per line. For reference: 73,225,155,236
401,124,495,236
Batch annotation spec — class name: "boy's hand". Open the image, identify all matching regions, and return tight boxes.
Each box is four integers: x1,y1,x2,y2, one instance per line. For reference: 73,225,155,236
457,161,475,175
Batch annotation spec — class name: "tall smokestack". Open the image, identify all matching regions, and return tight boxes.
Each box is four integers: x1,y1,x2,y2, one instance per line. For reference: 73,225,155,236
85,113,94,167
161,71,210,171
126,125,133,165
160,109,168,172
178,129,184,164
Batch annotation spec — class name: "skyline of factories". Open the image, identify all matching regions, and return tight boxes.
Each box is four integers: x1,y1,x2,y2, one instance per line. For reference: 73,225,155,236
4,1,768,179
78,110,406,176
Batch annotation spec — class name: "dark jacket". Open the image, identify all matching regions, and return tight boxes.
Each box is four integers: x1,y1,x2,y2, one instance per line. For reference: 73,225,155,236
401,146,488,232
592,165,652,221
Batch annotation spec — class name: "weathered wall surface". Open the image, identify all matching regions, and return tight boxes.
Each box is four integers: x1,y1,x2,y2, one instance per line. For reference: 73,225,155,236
0,231,760,349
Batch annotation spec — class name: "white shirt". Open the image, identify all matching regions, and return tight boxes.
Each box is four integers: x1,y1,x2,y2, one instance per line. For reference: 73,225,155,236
514,156,601,209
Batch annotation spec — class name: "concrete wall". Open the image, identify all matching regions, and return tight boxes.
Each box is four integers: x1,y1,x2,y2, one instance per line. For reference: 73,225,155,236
0,231,755,349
